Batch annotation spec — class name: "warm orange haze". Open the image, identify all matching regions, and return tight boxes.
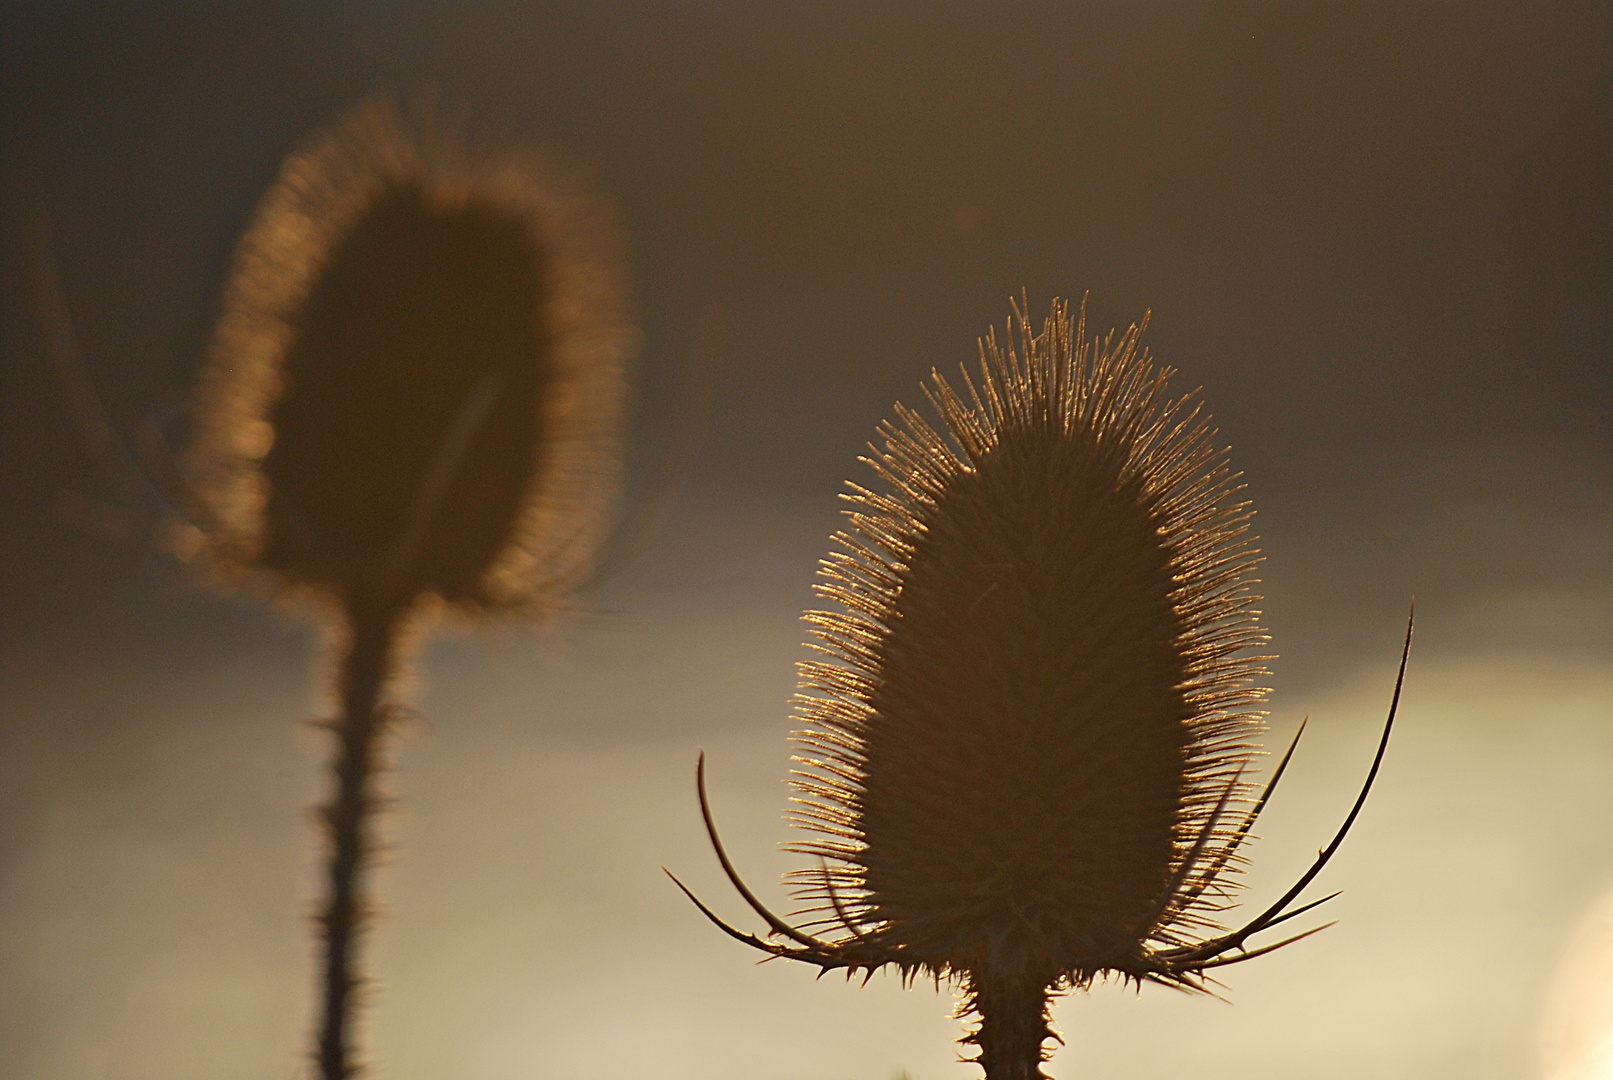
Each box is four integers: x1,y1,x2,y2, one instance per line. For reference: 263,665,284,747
1,3,1610,1080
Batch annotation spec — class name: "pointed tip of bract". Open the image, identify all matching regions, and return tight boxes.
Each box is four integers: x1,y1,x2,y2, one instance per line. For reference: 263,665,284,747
787,297,1269,990
189,97,635,625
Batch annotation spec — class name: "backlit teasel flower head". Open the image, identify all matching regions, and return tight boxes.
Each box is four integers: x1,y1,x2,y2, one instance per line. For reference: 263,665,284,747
671,298,1410,1080
188,99,633,619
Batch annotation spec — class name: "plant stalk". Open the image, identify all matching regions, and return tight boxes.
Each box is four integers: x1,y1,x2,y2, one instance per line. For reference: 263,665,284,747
317,595,406,1080
964,969,1056,1080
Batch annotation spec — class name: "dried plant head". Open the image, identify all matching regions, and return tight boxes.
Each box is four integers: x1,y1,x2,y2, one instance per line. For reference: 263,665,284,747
188,99,634,619
671,298,1410,1080
790,297,1267,981
177,102,638,1078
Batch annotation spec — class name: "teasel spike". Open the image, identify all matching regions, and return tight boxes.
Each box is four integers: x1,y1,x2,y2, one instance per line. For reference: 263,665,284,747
1133,765,1246,943
1169,719,1308,914
665,756,913,977
664,868,794,957
1246,890,1344,934
690,752,843,952
1193,920,1338,970
818,858,876,942
1153,604,1411,972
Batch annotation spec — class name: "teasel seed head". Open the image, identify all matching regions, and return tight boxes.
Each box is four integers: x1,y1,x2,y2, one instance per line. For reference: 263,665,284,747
788,296,1267,979
671,297,1410,1079
188,99,634,618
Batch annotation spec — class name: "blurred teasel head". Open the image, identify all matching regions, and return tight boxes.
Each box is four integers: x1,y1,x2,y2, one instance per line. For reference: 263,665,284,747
672,298,1410,1080
188,99,634,621
177,100,637,1080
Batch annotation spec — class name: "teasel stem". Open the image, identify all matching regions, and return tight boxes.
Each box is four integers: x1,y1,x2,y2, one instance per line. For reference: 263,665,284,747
964,969,1058,1080
318,592,408,1080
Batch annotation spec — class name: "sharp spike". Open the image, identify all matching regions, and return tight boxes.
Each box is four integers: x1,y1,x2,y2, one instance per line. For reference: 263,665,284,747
663,868,798,959
1161,607,1410,966
695,753,838,952
1193,921,1338,970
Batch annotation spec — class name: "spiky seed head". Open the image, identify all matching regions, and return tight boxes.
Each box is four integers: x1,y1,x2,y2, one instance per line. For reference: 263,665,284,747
788,299,1269,990
189,100,634,615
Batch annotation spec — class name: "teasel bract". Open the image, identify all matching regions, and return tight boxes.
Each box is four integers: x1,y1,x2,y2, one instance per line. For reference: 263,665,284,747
670,299,1410,1079
187,101,634,1079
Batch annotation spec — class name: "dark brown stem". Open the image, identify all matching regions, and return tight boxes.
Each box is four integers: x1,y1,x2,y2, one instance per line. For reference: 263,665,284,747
962,968,1057,1080
318,596,407,1080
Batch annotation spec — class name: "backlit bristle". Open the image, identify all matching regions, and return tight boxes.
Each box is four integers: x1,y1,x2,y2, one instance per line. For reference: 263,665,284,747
189,100,633,616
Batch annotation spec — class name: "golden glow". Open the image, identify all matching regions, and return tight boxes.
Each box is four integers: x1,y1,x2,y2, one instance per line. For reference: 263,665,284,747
1542,886,1613,1080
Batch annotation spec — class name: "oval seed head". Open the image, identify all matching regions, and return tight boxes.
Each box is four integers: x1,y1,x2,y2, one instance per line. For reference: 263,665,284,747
189,100,634,615
789,299,1268,991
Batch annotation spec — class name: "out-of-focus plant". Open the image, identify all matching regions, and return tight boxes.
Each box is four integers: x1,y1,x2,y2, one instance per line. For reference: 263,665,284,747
185,101,634,1079
37,99,635,1079
671,298,1409,1080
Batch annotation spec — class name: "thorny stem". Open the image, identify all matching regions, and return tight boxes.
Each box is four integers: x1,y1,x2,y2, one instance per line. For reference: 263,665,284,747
318,595,407,1080
963,970,1057,1080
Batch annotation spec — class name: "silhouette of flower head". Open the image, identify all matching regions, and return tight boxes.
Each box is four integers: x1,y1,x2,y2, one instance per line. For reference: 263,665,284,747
671,298,1409,1080
189,99,633,619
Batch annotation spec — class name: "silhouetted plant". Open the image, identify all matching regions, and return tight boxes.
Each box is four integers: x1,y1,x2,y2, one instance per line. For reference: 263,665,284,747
187,101,634,1079
671,298,1410,1080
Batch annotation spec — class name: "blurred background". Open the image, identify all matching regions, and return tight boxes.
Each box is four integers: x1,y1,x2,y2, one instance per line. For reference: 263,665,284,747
1,2,1609,1078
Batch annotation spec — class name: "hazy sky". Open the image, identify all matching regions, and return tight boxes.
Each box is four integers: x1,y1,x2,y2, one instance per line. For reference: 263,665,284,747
2,4,1610,1079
